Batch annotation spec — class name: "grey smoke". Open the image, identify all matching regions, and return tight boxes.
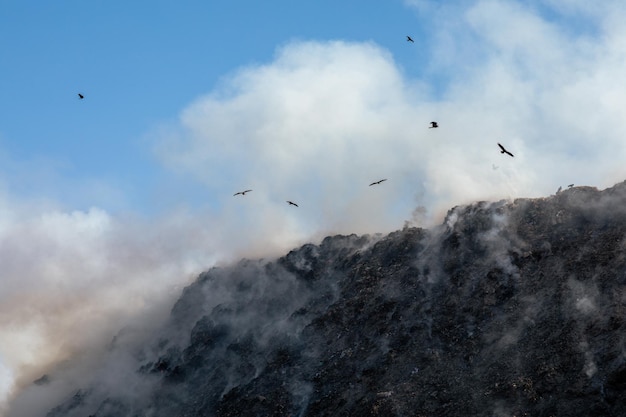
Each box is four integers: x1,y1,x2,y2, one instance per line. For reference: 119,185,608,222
10,181,626,416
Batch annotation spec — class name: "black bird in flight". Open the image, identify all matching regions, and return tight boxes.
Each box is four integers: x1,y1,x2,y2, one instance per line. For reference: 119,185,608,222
369,179,387,186
78,93,84,99
406,36,414,43
233,189,252,196
429,121,438,128
286,200,299,207
497,142,514,157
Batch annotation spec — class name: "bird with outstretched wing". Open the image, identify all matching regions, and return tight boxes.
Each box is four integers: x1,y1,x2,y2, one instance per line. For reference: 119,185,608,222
369,179,387,186
497,142,514,157
233,189,252,196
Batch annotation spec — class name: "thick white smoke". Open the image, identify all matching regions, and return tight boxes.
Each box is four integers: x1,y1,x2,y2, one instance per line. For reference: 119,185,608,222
0,205,216,413
155,4,626,226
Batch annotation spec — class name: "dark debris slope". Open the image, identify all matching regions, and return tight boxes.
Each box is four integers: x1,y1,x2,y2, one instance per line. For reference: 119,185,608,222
38,182,626,417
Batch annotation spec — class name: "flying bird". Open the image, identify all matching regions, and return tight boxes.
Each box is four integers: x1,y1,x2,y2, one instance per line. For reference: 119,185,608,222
233,189,252,196
78,93,84,99
497,142,514,157
286,200,299,207
429,121,438,128
369,179,387,186
406,35,414,43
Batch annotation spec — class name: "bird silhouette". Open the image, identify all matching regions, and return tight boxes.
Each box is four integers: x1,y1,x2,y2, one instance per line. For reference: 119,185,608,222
233,189,252,196
556,186,562,193
287,200,299,207
497,142,514,157
568,184,574,188
429,121,438,128
78,93,84,99
407,35,414,43
369,179,387,186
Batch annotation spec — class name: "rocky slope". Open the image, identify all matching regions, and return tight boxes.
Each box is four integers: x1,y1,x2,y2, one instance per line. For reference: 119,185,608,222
12,182,626,416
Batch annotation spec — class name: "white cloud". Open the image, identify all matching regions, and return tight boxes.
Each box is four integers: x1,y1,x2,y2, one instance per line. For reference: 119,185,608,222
155,40,434,236
155,11,626,233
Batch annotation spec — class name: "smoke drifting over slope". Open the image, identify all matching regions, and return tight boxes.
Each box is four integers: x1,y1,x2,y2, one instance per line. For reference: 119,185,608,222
3,1,626,414
0,207,216,411
8,181,626,416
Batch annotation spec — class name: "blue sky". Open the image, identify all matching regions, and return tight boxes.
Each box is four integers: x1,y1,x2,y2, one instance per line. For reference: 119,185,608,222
3,0,626,413
0,0,427,213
